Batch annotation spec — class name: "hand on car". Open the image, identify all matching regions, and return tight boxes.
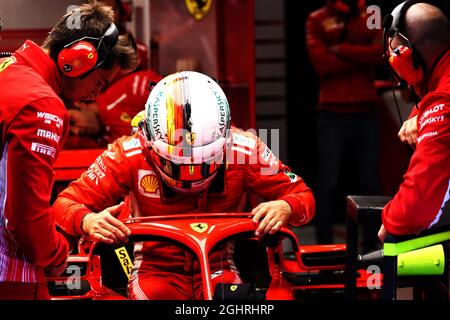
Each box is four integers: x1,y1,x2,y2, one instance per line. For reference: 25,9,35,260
398,115,418,147
82,202,131,244
251,200,292,237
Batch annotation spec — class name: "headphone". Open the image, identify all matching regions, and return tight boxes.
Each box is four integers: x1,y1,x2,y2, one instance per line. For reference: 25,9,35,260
57,22,119,78
383,0,428,87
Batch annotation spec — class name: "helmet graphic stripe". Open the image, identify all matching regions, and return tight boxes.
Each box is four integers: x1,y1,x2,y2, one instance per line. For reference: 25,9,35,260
181,74,193,160
165,79,174,152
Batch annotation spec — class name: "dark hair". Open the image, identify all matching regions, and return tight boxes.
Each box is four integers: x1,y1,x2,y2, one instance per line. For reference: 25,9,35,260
42,0,138,71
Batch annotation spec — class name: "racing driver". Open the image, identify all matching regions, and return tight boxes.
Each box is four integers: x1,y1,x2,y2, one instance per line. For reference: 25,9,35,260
53,71,315,300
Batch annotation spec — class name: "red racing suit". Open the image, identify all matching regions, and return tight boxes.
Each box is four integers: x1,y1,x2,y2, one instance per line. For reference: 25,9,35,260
0,41,69,286
382,48,450,235
96,70,162,143
53,127,315,298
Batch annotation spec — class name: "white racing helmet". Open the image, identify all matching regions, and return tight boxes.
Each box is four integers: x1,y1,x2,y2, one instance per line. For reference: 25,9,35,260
142,71,231,195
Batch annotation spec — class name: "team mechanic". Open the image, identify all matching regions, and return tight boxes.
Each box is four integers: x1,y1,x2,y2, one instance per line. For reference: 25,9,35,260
53,71,315,299
0,2,137,299
378,1,450,240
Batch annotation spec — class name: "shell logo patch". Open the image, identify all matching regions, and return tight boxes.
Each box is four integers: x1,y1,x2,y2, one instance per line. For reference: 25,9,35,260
190,222,208,233
140,174,159,193
185,0,212,21
138,170,160,198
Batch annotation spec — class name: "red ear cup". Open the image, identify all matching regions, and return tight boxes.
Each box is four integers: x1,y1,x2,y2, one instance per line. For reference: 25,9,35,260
57,41,99,78
388,45,424,85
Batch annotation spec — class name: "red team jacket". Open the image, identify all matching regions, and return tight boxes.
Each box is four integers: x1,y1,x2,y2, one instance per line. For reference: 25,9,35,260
306,4,382,111
382,48,450,235
0,41,69,283
53,128,315,274
96,70,163,143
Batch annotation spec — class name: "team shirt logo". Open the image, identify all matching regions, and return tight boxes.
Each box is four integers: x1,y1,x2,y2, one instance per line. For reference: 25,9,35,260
140,175,159,193
31,142,56,158
123,138,142,158
232,133,256,149
123,138,141,151
284,170,298,183
417,103,447,144
36,112,63,128
36,129,60,143
138,170,160,198
86,156,106,185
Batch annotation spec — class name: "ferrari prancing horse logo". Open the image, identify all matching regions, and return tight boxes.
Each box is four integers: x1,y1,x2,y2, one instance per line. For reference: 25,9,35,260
185,132,196,145
185,0,212,21
190,222,208,233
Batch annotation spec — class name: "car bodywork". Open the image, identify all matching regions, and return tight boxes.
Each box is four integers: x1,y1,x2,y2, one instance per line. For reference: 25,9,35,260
47,213,377,300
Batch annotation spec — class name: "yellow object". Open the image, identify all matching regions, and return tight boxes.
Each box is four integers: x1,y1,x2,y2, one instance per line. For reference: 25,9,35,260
190,223,208,233
397,244,445,276
131,110,145,129
185,0,212,20
114,247,133,279
140,174,159,193
0,57,16,73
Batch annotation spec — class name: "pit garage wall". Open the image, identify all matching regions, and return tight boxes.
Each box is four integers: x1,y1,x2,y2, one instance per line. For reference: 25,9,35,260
0,0,82,29
0,0,83,51
149,0,256,132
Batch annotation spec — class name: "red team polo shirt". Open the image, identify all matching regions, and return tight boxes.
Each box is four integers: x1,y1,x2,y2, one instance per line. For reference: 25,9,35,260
0,41,69,284
382,49,450,235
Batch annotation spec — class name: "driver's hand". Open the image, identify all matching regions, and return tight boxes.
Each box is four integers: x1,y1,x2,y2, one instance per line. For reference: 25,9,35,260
398,115,418,147
251,200,292,237
82,202,131,244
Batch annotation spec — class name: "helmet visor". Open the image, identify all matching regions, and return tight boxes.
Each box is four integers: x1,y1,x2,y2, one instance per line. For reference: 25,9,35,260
151,149,222,182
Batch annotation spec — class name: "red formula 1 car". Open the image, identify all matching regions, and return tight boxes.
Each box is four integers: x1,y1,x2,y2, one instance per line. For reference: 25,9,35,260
46,213,378,300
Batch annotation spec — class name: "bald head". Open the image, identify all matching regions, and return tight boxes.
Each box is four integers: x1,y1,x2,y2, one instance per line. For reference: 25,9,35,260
403,3,450,67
